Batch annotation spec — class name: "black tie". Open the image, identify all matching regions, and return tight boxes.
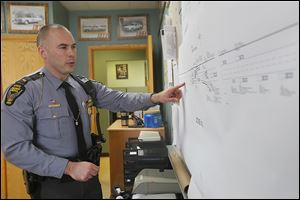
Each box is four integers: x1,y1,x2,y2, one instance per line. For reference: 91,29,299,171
61,81,87,159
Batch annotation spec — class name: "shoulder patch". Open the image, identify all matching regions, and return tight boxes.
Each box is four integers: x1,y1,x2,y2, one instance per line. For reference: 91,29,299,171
4,71,43,106
5,83,25,106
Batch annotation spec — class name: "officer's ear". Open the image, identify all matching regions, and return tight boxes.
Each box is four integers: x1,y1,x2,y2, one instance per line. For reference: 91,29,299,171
38,45,47,59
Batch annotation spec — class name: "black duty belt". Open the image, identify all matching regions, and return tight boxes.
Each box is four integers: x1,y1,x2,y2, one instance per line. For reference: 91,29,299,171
43,174,75,183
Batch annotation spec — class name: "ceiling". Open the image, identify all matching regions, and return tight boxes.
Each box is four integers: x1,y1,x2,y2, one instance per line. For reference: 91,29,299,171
59,1,160,11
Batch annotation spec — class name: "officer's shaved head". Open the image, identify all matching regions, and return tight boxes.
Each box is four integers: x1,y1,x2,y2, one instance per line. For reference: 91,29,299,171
36,24,71,47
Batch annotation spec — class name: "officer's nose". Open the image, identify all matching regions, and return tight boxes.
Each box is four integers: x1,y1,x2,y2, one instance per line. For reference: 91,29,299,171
67,47,75,58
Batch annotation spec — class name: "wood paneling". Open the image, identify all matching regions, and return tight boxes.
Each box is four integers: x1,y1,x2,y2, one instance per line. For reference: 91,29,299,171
1,34,44,199
1,153,7,199
146,35,154,92
1,35,43,90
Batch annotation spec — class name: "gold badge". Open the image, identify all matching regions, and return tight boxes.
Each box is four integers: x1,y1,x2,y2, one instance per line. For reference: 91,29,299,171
87,99,93,107
86,99,93,115
48,104,61,108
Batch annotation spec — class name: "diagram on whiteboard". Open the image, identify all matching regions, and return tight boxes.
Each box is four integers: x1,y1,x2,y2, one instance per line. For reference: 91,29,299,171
171,1,299,198
180,22,298,104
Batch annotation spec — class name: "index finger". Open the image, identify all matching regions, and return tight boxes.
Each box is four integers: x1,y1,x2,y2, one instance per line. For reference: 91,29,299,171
174,82,185,89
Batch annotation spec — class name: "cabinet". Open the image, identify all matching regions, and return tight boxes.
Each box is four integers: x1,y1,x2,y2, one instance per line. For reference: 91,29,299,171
107,120,165,193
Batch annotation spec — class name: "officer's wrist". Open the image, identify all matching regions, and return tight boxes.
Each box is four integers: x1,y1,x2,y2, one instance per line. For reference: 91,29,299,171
150,93,160,104
64,161,73,175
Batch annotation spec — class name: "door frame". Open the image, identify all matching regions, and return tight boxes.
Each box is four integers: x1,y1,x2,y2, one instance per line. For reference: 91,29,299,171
88,44,148,86
88,36,154,92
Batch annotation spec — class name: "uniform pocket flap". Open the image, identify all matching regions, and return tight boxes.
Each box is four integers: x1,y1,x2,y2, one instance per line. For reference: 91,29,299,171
37,106,70,120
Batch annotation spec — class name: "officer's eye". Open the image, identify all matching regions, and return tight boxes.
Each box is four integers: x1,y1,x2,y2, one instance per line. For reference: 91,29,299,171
58,44,70,49
58,45,67,49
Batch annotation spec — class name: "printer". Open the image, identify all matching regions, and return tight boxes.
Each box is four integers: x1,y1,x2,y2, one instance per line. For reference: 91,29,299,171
123,131,172,192
131,168,181,199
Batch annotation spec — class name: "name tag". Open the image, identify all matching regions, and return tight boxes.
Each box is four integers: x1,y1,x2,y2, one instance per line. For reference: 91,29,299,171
48,104,61,108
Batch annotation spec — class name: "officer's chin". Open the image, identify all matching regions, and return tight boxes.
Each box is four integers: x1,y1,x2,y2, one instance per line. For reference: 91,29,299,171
65,63,76,72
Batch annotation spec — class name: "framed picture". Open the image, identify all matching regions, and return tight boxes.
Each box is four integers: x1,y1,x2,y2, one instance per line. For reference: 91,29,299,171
118,15,148,39
1,2,5,33
116,64,128,79
7,2,48,33
78,16,111,41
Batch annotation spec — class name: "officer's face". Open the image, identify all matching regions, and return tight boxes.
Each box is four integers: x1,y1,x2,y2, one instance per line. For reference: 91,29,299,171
39,28,77,78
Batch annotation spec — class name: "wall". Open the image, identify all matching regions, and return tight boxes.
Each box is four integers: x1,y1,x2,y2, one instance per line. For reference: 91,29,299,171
107,60,146,88
68,8,163,92
52,1,69,28
94,50,146,84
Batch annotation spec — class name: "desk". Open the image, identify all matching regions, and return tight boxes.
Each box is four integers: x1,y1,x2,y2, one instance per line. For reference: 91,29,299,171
107,120,165,192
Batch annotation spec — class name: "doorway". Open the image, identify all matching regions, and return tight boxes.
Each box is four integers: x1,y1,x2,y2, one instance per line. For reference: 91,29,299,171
87,36,154,154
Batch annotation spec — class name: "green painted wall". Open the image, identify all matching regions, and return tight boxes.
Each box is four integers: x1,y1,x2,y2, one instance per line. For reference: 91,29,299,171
107,60,146,88
94,50,146,83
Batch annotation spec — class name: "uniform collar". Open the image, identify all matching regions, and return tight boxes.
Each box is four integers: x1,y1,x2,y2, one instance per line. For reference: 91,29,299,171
41,67,77,90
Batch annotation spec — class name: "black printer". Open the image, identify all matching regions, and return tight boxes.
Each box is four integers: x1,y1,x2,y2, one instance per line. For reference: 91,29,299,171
123,137,172,192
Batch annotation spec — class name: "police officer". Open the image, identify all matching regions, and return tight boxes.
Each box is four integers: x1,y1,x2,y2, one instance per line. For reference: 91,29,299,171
1,24,185,199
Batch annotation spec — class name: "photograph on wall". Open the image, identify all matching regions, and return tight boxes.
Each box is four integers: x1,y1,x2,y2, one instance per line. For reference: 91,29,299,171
118,15,148,39
78,16,111,41
116,64,128,79
7,2,48,33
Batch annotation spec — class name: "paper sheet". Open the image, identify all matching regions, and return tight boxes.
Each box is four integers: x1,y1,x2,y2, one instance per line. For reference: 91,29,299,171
174,1,299,198
161,25,177,60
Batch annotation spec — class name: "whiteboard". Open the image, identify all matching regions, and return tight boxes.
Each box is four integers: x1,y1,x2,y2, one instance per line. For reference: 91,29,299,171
170,1,299,198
